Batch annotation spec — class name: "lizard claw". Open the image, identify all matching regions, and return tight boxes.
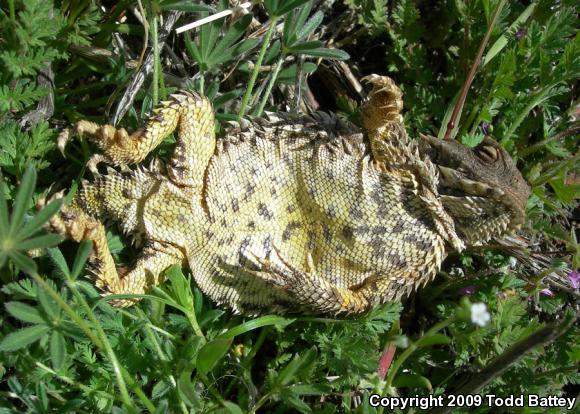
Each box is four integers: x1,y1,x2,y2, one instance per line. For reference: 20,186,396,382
87,154,108,176
57,128,73,155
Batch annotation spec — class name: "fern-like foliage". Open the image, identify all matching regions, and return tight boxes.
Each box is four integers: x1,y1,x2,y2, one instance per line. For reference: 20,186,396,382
0,121,55,180
0,0,67,114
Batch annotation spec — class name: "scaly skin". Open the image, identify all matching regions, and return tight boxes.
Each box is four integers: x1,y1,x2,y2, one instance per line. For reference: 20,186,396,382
47,76,530,315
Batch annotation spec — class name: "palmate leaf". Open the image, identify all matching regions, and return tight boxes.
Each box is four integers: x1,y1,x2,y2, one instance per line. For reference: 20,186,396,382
185,7,258,72
0,166,63,274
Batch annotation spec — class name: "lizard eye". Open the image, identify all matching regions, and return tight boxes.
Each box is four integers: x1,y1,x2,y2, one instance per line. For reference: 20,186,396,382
476,145,499,163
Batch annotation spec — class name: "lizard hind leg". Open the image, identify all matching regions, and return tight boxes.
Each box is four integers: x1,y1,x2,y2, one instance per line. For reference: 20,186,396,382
166,92,216,189
45,190,183,307
58,91,215,177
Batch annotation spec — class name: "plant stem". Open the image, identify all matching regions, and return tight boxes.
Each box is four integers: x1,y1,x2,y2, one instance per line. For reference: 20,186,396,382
35,361,114,400
444,0,507,140
8,0,15,22
377,317,455,414
152,15,160,105
253,56,284,116
518,125,580,157
30,272,145,411
29,273,101,347
63,277,148,412
239,17,279,118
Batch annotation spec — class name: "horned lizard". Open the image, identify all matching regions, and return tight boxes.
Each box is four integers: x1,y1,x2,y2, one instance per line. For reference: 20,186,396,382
45,75,530,315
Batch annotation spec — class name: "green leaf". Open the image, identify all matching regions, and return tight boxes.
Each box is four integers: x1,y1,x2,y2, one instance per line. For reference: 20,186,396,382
460,132,485,148
16,233,62,250
50,331,66,370
290,383,332,395
219,315,295,339
166,265,194,310
0,324,50,351
71,240,93,279
9,250,37,274
276,347,317,387
283,2,313,45
483,3,537,67
278,62,317,82
196,337,232,375
152,379,171,399
177,371,201,407
213,89,243,108
297,11,323,42
46,247,70,278
286,40,323,52
273,0,311,17
153,400,169,414
5,301,45,324
18,197,62,241
393,374,432,390
280,389,311,413
207,14,253,65
160,1,214,12
292,47,350,60
0,177,9,238
222,401,244,414
37,285,59,320
416,333,451,347
549,178,580,205
9,165,36,235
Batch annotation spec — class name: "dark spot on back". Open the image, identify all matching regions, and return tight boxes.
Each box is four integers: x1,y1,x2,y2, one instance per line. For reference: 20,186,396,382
243,183,255,201
307,230,316,250
372,226,387,235
237,237,251,266
392,219,405,233
342,226,354,239
263,235,273,257
349,206,363,220
353,225,371,236
322,224,332,242
282,221,302,241
404,233,432,250
257,203,274,220
385,252,407,269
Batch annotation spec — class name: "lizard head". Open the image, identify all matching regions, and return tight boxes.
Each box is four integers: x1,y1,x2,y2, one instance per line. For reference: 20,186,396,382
418,134,531,246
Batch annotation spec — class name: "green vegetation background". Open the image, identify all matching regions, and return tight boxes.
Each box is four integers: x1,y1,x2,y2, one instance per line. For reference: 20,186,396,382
0,0,578,412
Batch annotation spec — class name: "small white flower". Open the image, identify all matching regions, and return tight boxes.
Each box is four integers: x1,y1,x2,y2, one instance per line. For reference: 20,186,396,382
470,303,491,327
508,257,517,268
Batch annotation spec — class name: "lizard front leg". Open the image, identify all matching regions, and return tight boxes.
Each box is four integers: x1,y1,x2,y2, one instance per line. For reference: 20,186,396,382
248,249,408,315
